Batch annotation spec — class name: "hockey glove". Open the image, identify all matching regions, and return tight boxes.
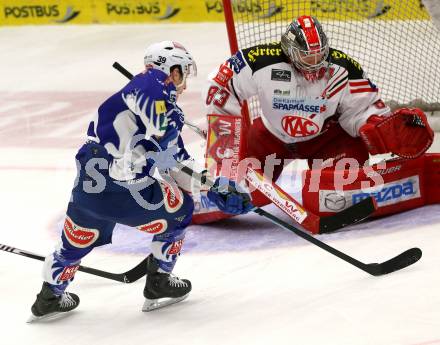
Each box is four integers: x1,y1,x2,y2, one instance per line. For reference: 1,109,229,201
359,107,434,159
207,177,254,215
145,127,179,173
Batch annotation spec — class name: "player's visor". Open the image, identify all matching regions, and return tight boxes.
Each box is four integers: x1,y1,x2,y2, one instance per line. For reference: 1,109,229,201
183,62,197,78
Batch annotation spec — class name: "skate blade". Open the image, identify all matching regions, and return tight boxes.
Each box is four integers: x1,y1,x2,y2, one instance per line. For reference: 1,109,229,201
27,311,72,323
142,294,189,312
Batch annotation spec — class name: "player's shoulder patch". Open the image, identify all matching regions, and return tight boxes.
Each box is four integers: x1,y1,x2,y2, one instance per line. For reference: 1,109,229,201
225,50,247,74
154,100,167,115
329,48,365,79
242,42,289,73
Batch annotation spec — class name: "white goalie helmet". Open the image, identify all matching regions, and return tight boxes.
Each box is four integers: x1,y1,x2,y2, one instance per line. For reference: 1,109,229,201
143,41,197,79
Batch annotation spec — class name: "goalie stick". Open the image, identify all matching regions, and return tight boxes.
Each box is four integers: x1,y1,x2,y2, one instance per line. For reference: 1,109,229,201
245,166,376,234
112,61,376,234
176,163,422,276
0,244,148,283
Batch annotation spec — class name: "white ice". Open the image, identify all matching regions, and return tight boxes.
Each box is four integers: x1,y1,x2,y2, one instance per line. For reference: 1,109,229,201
0,24,439,345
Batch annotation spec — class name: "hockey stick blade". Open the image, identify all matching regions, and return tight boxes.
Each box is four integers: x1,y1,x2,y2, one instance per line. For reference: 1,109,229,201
120,257,148,283
319,197,377,233
255,209,422,276
177,163,422,277
364,247,422,276
77,257,149,283
0,244,147,283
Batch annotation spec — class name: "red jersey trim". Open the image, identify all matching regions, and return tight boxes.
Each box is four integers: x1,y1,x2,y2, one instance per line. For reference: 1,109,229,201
328,81,348,98
350,88,378,94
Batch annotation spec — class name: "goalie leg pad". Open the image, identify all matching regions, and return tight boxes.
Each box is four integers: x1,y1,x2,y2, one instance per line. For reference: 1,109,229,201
302,154,440,218
423,154,440,205
193,113,245,224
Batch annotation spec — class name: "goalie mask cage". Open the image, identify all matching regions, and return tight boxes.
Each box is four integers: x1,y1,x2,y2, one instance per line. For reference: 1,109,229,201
222,0,440,122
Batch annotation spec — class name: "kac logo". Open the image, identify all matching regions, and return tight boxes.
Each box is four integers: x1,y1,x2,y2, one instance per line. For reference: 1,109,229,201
281,115,319,137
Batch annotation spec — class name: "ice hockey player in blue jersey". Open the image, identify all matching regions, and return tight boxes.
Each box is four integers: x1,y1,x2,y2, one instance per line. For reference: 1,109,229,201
29,41,253,321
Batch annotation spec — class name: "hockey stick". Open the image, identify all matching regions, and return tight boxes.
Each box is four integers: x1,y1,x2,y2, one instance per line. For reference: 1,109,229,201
0,244,147,283
177,163,422,276
112,61,376,233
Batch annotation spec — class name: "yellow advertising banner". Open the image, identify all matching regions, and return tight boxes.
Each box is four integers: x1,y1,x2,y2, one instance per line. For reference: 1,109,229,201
0,0,432,26
93,1,223,23
0,0,93,25
308,0,430,20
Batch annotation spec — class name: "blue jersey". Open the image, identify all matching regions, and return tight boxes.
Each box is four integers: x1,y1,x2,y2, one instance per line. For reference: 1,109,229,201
86,68,191,180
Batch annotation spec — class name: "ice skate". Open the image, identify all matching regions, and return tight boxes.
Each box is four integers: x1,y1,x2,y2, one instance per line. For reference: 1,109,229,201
28,282,80,323
142,254,191,312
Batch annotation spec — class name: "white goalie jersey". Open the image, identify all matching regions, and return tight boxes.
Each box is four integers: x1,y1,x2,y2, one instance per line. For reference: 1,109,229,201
203,42,390,144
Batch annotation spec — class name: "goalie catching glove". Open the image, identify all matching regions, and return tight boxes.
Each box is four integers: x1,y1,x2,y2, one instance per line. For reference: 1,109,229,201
359,107,434,159
207,177,254,215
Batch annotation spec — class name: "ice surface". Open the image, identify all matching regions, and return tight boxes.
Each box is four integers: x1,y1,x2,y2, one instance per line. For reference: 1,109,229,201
0,24,439,345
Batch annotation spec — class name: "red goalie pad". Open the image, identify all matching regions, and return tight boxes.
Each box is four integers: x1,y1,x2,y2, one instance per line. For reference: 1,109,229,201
359,108,434,159
302,153,440,219
192,113,248,224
